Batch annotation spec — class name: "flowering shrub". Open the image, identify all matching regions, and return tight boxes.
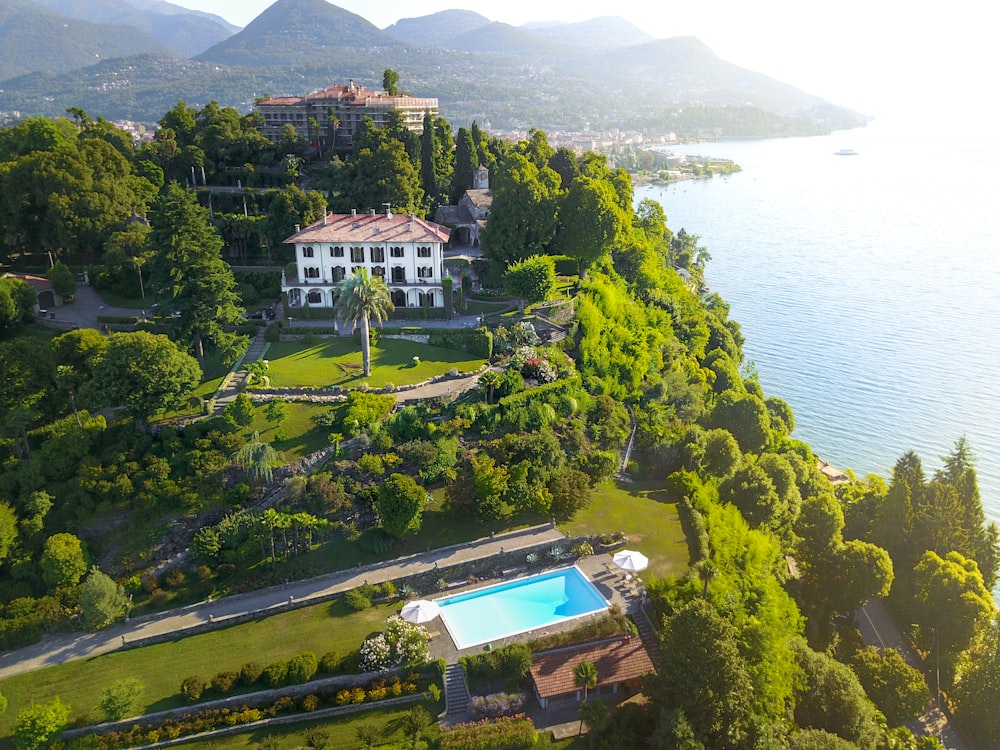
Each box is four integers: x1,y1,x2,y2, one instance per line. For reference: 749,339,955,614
470,692,526,718
438,714,538,750
522,357,557,383
509,346,537,371
359,615,430,672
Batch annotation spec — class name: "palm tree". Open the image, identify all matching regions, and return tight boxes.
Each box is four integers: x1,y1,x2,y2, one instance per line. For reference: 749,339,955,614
574,661,599,734
694,558,719,598
579,698,611,747
355,721,381,749
334,270,394,377
478,368,501,404
401,705,432,748
574,660,598,702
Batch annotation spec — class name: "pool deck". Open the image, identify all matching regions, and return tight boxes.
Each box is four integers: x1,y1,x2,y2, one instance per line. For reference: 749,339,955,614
431,553,650,736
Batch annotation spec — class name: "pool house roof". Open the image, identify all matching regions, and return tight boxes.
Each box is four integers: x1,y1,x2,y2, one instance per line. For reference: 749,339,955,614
529,636,655,700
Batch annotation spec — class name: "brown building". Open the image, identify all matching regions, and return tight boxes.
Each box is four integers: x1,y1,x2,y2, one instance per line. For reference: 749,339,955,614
254,80,438,150
529,636,655,709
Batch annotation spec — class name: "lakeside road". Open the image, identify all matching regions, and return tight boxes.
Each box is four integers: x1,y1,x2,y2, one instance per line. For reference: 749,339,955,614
0,524,567,680
855,600,967,750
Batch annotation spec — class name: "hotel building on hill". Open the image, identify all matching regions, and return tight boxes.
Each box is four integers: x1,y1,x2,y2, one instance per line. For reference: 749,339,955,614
254,80,438,149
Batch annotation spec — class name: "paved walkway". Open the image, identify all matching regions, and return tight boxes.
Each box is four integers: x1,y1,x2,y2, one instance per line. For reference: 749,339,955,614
0,524,567,680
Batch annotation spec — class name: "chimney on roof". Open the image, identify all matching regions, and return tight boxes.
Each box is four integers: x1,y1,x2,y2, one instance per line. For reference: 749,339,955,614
294,223,300,233
383,203,392,219
351,208,357,216
322,208,328,226
369,208,376,216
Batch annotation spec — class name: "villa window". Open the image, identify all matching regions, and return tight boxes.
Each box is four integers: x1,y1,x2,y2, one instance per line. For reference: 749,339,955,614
331,246,344,258
302,246,314,258
417,266,433,278
372,266,385,277
304,267,320,278
307,290,322,304
392,267,406,283
390,246,405,258
352,266,364,276
371,247,385,263
332,267,346,282
417,246,432,258
351,246,365,263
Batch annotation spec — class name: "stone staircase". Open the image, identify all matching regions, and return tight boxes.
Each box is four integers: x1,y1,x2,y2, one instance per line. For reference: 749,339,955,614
213,331,268,413
633,607,662,663
442,662,472,724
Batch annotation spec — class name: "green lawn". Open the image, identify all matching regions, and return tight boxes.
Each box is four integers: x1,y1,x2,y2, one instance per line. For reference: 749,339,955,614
245,401,332,463
259,338,486,390
176,700,444,750
0,599,402,738
562,480,690,580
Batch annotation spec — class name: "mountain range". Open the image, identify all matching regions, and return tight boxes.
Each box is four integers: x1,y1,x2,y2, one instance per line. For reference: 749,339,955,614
0,0,867,137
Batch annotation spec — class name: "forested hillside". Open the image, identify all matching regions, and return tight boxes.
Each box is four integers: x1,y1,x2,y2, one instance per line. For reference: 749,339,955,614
0,91,996,749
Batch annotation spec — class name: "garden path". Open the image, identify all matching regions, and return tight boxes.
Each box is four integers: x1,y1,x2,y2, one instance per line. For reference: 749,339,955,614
0,524,567,679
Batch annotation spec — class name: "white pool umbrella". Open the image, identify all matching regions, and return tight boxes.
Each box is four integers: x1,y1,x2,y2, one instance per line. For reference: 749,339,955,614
612,549,649,573
400,599,440,624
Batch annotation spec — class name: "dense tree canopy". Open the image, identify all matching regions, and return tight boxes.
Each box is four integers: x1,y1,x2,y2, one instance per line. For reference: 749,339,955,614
81,331,201,423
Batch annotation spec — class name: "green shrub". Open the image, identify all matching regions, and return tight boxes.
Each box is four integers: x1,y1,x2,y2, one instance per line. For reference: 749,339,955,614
319,650,341,674
241,661,263,685
344,588,372,611
211,671,239,694
427,328,492,358
286,651,319,684
262,660,288,688
357,527,395,555
181,676,204,702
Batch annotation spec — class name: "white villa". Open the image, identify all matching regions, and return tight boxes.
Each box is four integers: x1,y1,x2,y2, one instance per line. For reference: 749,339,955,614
282,208,451,312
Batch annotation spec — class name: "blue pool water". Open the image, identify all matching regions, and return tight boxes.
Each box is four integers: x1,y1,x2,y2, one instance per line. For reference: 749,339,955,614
437,566,608,649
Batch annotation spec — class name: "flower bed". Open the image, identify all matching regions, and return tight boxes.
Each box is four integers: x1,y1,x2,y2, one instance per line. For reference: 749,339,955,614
62,674,426,749
438,714,538,750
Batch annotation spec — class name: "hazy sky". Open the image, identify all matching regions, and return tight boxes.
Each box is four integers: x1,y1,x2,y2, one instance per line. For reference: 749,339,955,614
169,0,996,124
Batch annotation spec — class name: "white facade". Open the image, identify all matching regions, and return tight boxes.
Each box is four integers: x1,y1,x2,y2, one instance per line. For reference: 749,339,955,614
282,208,451,310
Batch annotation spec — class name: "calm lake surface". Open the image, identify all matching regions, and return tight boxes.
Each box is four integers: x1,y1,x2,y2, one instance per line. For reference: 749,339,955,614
636,122,1000,529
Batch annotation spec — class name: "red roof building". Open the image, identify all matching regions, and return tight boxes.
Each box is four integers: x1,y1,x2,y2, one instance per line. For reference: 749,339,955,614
254,80,438,149
529,637,656,708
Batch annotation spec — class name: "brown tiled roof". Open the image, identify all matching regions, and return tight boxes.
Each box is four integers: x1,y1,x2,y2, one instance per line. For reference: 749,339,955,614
530,638,655,699
2,272,52,292
285,212,451,245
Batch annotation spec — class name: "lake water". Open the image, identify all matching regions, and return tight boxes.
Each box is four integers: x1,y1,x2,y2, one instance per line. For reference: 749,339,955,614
636,122,1000,529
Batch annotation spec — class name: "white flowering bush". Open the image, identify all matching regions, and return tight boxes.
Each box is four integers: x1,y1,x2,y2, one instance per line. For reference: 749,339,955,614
359,615,430,672
509,346,537,371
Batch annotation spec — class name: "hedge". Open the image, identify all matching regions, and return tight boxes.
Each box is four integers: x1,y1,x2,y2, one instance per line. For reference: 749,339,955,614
427,328,492,358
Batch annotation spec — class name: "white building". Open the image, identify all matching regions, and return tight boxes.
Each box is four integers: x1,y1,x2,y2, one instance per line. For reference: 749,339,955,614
282,208,451,311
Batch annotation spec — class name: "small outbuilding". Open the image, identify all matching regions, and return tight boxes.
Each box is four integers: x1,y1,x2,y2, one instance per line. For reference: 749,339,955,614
2,272,61,313
529,636,655,709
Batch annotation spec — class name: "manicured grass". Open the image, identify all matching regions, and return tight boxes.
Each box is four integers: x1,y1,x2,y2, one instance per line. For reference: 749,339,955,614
0,599,401,738
260,338,486,389
245,401,332,463
562,480,690,580
95,289,146,309
176,700,443,749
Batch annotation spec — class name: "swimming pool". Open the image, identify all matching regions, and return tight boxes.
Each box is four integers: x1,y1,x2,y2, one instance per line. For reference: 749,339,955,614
437,566,608,649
